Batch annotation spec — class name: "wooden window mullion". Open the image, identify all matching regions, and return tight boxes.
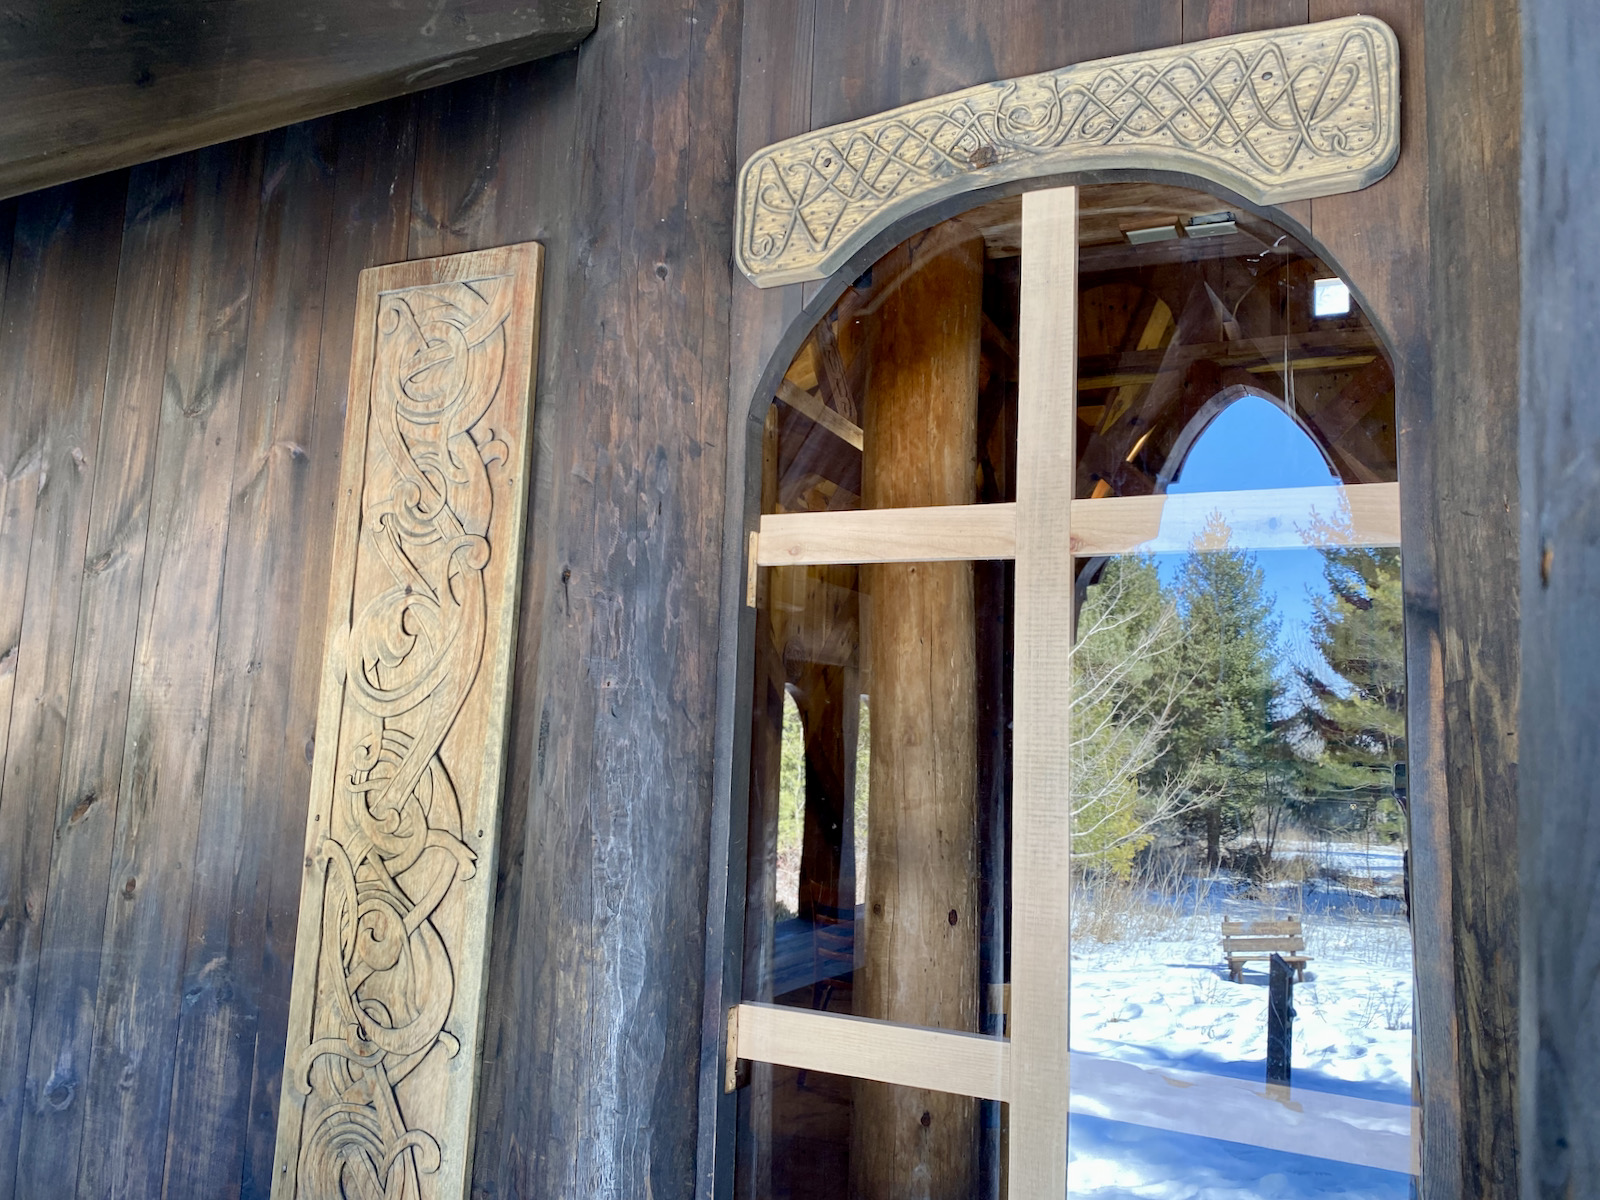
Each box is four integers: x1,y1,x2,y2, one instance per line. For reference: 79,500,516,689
1007,185,1080,1199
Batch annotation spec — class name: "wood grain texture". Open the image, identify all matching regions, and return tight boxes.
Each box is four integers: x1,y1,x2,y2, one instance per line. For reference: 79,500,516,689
239,99,420,1200
734,1004,1010,1101
758,504,1016,565
0,175,126,1198
1185,0,1310,41
271,242,542,1200
161,122,340,1200
73,139,263,1200
853,219,983,1200
1422,0,1523,1194
1519,0,1597,1192
476,1,741,1197
738,18,1401,286
8,160,184,1200
1008,186,1078,1200
0,0,596,203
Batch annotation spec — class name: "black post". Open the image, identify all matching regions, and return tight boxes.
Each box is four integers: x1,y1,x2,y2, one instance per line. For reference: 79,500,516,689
1267,953,1295,1085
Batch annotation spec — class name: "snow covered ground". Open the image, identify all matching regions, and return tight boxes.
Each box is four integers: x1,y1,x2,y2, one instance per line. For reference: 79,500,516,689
1067,845,1416,1199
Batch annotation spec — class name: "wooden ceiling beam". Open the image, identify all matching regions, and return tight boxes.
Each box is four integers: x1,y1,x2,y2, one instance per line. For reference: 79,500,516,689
0,0,597,200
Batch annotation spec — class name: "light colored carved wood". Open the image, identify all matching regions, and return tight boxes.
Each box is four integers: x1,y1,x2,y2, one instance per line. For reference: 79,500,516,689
755,481,1401,565
735,16,1399,286
271,243,542,1200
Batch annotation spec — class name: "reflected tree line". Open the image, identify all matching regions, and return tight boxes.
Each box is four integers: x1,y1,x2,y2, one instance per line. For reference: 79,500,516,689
1073,506,1407,883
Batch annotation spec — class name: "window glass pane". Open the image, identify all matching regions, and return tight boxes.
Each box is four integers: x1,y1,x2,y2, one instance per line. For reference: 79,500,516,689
1073,183,1395,500
745,211,1023,1050
742,560,1013,1036
734,182,1414,1200
735,1067,1004,1200
1068,465,1412,1191
768,212,1020,517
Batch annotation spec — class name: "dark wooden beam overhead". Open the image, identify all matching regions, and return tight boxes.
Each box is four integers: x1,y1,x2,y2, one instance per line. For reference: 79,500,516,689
0,0,597,200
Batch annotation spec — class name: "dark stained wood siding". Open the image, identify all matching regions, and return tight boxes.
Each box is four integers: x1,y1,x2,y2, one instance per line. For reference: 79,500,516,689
0,2,1523,1198
1423,0,1523,1194
0,3,739,1190
1521,0,1600,1191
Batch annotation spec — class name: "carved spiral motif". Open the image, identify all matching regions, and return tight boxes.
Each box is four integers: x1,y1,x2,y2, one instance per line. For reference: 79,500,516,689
292,277,512,1200
735,17,1399,286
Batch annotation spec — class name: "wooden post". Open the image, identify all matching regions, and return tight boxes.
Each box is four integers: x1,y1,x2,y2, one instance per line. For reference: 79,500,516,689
1268,953,1294,1086
852,220,985,1200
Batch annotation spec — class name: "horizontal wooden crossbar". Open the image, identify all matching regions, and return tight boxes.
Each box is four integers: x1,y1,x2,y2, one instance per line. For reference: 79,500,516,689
731,1002,1011,1101
728,1002,1417,1175
755,483,1401,566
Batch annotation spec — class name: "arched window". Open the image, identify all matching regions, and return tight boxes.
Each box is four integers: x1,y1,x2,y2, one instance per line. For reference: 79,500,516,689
725,181,1411,1200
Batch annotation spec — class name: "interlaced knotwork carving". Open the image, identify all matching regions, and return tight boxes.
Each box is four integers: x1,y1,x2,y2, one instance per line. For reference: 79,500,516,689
736,17,1398,286
274,244,541,1200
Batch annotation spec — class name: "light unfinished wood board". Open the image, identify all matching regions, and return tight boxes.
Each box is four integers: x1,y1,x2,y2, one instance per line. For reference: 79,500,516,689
756,483,1400,566
1069,481,1401,555
272,243,542,1200
731,1003,1010,1102
729,1009,1417,1175
1009,185,1079,1200
757,503,1016,565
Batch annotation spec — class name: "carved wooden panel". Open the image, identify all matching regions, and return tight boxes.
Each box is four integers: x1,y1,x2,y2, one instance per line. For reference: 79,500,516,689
271,243,542,1200
735,16,1399,287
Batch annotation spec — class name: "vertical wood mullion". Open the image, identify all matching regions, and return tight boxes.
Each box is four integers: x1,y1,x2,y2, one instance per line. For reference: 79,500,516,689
1008,186,1079,1198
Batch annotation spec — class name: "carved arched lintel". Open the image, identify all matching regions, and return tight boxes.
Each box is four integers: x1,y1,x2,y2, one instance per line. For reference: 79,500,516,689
736,16,1399,288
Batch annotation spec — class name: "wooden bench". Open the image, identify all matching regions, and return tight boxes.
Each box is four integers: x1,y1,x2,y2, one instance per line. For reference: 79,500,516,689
1221,918,1310,983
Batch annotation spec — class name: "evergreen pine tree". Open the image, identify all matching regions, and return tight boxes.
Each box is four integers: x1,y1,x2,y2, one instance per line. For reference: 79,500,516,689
1292,509,1407,840
1166,513,1283,868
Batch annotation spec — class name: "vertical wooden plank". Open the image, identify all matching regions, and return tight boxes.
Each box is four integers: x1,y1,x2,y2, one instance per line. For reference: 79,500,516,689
447,57,584,1197
487,0,740,1194
72,139,263,1200
1520,0,1600,1189
1183,0,1308,40
1008,186,1077,1200
0,174,127,1199
1422,0,1522,1195
8,159,187,1200
237,98,418,1200
155,121,340,1200
409,73,505,261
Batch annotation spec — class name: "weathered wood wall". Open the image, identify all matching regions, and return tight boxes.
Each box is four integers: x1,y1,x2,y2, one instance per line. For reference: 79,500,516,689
0,0,739,1192
1519,0,1598,1193
0,0,1522,1197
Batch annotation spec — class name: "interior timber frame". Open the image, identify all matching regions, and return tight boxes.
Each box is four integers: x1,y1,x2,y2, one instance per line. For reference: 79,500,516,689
701,16,1463,1199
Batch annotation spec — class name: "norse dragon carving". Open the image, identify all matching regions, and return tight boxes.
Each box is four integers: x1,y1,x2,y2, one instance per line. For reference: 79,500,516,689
736,16,1399,286
274,245,541,1200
